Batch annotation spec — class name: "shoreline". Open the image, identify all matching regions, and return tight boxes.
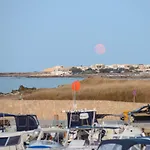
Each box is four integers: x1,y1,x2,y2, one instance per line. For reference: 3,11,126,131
0,75,84,78
1,77,150,103
1,72,150,79
0,72,85,78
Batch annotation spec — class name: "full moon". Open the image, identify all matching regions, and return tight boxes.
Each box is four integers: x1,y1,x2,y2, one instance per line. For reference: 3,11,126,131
94,44,106,55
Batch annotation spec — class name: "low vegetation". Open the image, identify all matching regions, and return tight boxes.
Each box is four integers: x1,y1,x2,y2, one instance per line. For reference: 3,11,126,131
69,66,135,74
23,77,150,103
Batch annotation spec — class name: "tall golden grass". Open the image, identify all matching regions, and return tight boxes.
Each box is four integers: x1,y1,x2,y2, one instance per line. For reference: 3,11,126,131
23,77,150,103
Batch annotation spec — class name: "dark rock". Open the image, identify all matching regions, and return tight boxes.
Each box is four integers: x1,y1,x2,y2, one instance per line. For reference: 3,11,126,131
10,85,36,95
18,85,36,92
11,90,18,94
9,85,36,95
18,85,36,93
19,85,25,91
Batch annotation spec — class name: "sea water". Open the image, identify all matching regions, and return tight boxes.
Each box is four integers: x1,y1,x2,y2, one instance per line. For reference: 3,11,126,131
0,77,83,93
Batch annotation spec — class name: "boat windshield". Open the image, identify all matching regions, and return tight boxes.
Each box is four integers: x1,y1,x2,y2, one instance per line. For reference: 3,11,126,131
0,137,8,146
98,144,149,150
129,144,149,150
98,144,122,150
40,140,57,145
0,135,20,147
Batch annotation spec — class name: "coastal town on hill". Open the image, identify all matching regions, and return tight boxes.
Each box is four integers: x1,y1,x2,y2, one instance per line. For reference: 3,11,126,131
1,64,150,78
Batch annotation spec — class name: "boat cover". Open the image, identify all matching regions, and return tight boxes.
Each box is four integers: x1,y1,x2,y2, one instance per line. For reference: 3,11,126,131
98,138,150,150
0,113,15,117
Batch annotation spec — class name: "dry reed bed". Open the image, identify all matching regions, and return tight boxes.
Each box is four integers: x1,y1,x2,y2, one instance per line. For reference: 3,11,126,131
0,100,146,120
23,77,150,103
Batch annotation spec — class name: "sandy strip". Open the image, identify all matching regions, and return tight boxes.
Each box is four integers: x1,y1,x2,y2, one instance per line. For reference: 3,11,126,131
0,99,146,120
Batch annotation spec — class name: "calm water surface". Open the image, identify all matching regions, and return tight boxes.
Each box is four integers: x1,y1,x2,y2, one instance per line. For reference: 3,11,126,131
0,77,83,93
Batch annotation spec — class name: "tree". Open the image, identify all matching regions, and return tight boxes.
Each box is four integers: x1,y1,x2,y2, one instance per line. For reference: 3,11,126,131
99,68,112,73
69,67,82,74
129,66,135,72
83,68,97,74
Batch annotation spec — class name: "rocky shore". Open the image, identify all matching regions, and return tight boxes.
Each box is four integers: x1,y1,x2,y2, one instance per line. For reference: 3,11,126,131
0,72,83,78
0,85,36,99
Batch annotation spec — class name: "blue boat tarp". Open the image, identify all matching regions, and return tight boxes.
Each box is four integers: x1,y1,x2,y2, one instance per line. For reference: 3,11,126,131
0,113,15,117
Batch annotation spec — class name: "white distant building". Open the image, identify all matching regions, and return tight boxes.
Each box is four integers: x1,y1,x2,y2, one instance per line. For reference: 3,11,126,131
51,70,72,76
90,64,105,70
43,65,71,76
76,66,89,71
105,65,113,69
43,66,64,72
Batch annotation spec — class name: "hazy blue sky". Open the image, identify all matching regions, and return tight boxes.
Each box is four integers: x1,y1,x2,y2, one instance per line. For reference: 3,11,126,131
1,0,150,72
